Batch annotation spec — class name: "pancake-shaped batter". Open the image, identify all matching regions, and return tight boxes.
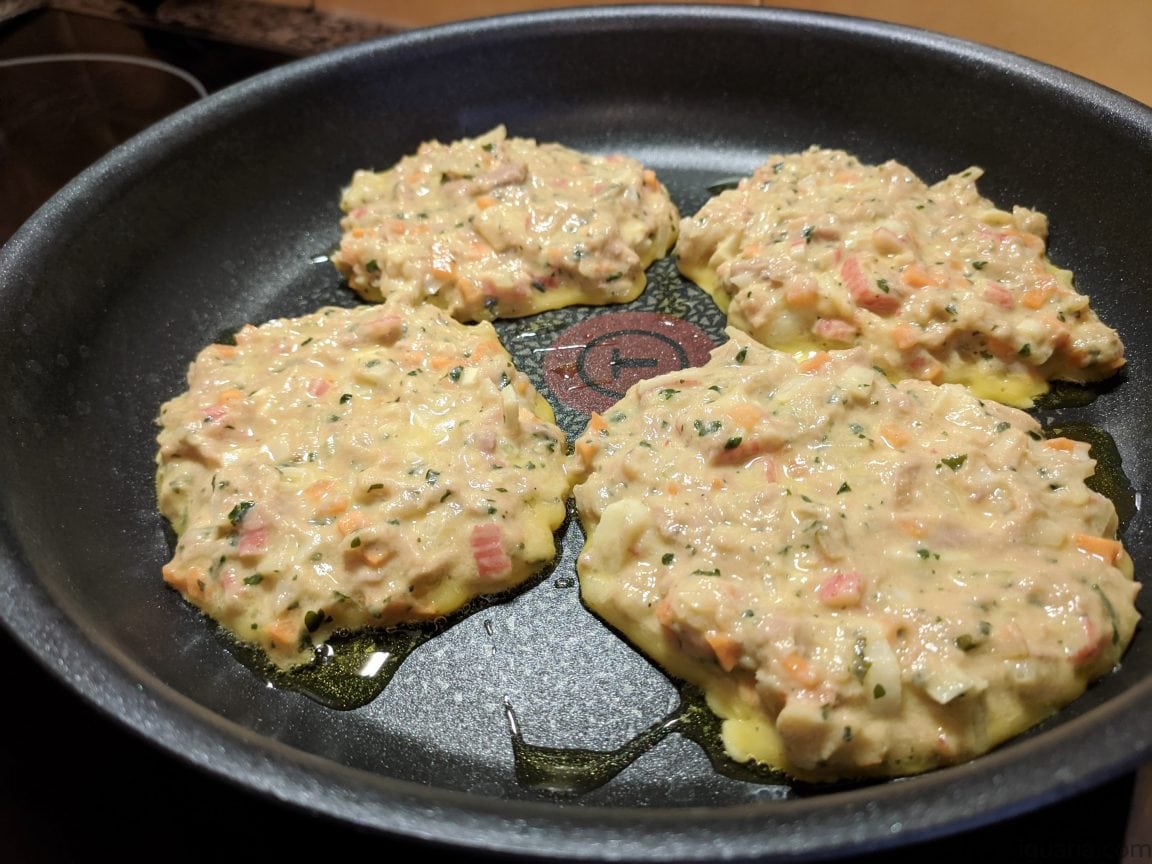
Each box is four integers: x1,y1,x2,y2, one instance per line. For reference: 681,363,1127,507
676,147,1125,407
156,302,571,669
332,125,679,321
570,331,1139,780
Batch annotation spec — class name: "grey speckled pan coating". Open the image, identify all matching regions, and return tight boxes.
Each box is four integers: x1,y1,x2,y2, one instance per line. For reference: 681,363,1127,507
0,6,1148,861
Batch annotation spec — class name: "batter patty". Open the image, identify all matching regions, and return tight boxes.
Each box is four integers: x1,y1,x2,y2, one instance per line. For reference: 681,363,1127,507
570,330,1139,780
675,146,1125,407
332,125,680,321
156,302,571,669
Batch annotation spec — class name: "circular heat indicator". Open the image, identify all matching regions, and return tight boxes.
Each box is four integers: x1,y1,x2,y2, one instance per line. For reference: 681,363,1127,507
543,310,717,415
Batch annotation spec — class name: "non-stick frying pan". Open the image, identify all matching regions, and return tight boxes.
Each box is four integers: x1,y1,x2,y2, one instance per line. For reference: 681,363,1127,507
0,5,1148,860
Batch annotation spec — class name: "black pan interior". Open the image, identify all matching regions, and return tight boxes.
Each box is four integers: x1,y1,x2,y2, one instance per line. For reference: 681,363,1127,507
0,5,1149,861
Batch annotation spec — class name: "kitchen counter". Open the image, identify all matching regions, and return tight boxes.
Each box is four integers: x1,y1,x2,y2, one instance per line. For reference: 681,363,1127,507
283,0,1152,107
1,3,1148,861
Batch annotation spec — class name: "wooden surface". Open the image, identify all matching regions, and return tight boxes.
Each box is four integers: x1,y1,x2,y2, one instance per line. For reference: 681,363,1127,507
272,0,1152,106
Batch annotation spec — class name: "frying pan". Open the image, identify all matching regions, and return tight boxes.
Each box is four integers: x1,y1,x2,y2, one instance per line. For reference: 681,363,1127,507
0,5,1148,860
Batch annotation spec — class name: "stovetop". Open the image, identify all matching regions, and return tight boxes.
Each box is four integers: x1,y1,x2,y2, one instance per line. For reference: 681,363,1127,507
0,5,1142,861
0,1,396,244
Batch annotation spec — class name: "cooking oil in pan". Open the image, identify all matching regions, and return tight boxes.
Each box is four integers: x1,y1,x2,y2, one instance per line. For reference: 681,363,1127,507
222,577,554,709
1041,421,1137,533
205,411,1135,793
219,624,430,708
505,683,792,795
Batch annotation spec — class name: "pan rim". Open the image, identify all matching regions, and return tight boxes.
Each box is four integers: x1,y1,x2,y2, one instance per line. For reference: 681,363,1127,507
1,4,1149,860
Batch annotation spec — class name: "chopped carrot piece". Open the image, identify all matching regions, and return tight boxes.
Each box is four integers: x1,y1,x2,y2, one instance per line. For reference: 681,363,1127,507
265,616,299,648
304,479,337,502
665,480,681,495
160,562,180,586
336,511,366,537
1073,533,1123,564
470,338,504,361
654,598,677,630
798,351,831,373
163,563,205,596
574,439,600,464
322,495,349,516
1042,437,1081,453
428,355,456,371
725,402,765,430
457,277,481,305
895,515,927,538
362,545,391,567
467,241,491,258
588,411,609,433
430,261,457,280
780,651,820,688
303,480,349,516
784,280,818,306
212,344,239,359
891,323,920,351
983,336,1019,363
1021,286,1052,309
705,631,743,672
880,423,909,449
394,350,425,369
475,195,497,210
216,388,245,403
901,264,936,289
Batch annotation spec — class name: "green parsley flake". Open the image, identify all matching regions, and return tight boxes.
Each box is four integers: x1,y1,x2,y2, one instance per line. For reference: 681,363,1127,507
940,454,968,470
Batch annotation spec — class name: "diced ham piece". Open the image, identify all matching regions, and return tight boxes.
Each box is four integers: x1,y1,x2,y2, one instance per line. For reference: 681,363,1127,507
235,506,268,558
841,256,901,314
983,283,1015,310
713,436,770,466
237,526,268,558
471,522,511,580
816,570,865,608
763,457,778,483
812,317,858,343
1070,614,1106,668
360,312,405,344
